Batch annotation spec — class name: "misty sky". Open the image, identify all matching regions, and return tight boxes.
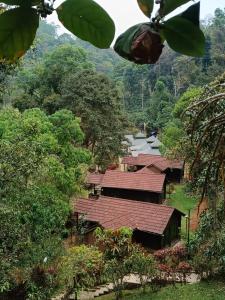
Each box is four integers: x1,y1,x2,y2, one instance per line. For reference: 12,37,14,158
49,0,225,38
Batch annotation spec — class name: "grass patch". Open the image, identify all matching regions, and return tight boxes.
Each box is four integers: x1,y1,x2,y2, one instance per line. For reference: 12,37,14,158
167,184,198,238
98,280,225,300
167,184,197,214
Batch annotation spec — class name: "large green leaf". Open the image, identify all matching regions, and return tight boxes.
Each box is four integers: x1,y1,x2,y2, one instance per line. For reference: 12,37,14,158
114,24,143,60
57,0,115,49
180,2,200,26
161,0,191,17
137,0,154,18
0,7,39,60
161,16,205,57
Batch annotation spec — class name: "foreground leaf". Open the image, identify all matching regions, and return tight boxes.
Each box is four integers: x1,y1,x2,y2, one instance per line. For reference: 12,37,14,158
57,0,115,49
114,23,163,64
161,0,190,17
114,24,141,60
180,2,200,26
0,8,39,60
161,16,205,57
137,0,154,18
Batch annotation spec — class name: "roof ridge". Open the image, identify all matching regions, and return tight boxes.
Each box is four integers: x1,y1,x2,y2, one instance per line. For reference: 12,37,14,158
99,196,174,210
105,170,165,177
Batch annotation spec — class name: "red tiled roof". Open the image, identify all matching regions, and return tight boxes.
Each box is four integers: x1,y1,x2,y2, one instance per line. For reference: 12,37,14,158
122,154,183,170
87,173,104,185
137,165,161,174
122,154,162,166
101,170,165,193
74,196,184,235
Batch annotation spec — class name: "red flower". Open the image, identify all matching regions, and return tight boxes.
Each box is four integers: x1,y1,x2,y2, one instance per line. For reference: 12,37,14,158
177,261,192,273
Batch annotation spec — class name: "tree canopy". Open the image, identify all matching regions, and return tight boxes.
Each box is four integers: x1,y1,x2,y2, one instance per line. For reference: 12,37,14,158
8,44,128,169
0,108,91,298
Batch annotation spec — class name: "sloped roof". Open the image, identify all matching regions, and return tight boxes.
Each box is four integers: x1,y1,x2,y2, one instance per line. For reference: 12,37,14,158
150,137,162,148
122,154,184,170
131,148,161,157
87,173,104,185
101,170,165,193
146,135,157,143
137,165,162,174
122,154,162,166
135,132,146,139
123,134,162,156
74,196,184,235
152,159,184,171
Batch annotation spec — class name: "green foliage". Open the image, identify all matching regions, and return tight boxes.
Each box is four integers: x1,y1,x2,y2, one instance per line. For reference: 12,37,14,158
9,44,127,169
0,108,91,298
0,0,207,63
162,16,205,57
95,228,134,300
57,0,115,49
173,87,203,118
180,2,200,26
95,227,133,261
128,250,156,292
115,1,205,64
183,72,225,196
95,228,156,300
167,184,197,237
97,280,225,300
114,24,142,62
60,245,104,292
146,80,174,131
60,68,128,169
0,0,115,60
160,121,184,155
112,4,225,119
0,7,39,60
190,202,225,276
161,0,190,17
137,0,154,18
161,87,202,156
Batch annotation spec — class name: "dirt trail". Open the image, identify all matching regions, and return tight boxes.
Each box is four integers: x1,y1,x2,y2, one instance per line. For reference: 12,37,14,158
190,198,208,231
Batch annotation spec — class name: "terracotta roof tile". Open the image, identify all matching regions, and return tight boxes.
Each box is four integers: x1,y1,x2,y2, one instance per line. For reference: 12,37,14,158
136,166,161,174
87,173,104,185
122,154,183,170
101,170,165,193
74,196,184,235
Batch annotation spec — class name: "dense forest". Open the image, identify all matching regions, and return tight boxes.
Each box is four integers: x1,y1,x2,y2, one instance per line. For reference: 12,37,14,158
1,7,225,134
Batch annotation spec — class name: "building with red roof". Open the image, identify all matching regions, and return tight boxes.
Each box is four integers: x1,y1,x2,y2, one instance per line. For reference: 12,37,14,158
122,154,184,183
87,173,104,186
87,170,166,204
73,196,184,249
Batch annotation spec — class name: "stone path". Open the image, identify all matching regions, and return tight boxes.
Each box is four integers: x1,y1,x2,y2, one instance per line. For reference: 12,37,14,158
64,272,200,300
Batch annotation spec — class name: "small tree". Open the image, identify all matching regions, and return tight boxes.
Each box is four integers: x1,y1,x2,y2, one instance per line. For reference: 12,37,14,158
154,245,190,285
95,227,134,300
59,245,104,300
129,249,157,292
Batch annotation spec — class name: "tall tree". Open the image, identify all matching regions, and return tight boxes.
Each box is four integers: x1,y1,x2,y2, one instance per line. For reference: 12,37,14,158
60,69,128,169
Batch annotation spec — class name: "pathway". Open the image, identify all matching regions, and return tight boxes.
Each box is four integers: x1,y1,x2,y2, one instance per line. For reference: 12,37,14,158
60,272,200,300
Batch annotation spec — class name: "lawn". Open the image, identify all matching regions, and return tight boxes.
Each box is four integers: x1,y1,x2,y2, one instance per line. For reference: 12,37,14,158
167,184,197,214
98,280,225,300
167,184,198,238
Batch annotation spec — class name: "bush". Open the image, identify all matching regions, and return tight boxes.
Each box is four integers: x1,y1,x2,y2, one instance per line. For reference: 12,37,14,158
59,245,104,296
154,245,191,284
